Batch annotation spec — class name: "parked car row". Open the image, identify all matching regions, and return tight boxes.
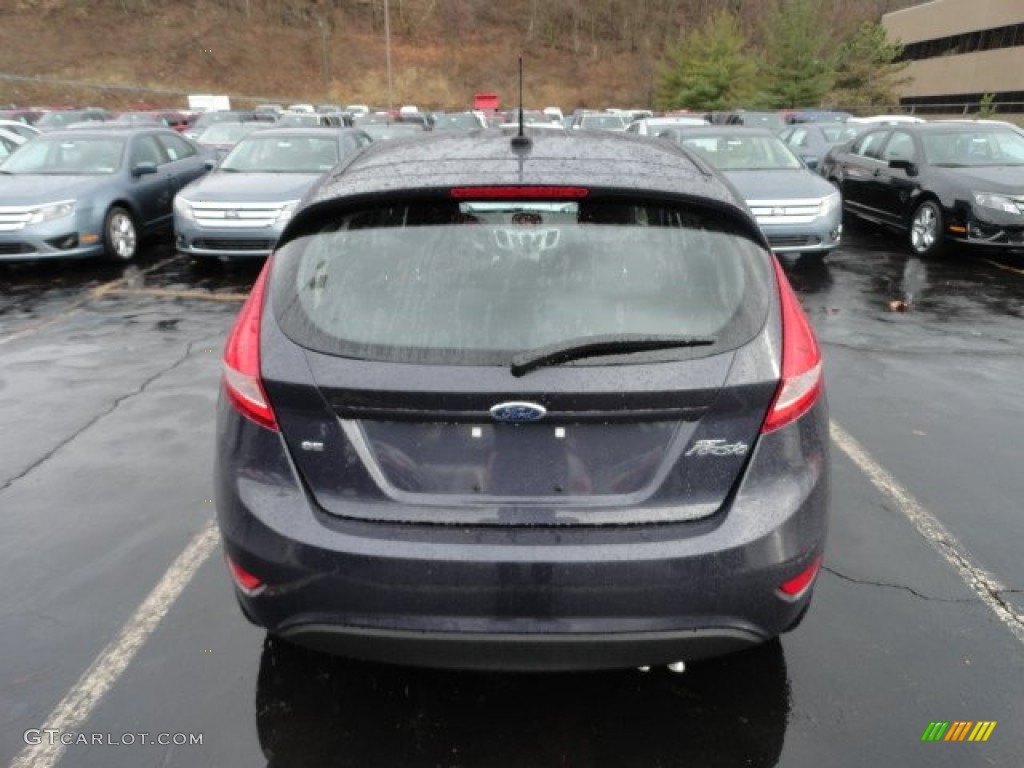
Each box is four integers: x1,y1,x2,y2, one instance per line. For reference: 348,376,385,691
654,111,1024,259
0,121,373,263
2,108,1022,265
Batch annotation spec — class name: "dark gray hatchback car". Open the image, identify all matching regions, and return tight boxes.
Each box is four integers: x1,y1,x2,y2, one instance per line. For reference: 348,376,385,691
215,130,829,671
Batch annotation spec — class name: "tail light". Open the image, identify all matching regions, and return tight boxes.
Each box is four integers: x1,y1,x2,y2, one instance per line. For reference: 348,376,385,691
777,555,822,600
225,554,265,596
222,258,278,431
450,186,589,199
761,256,823,433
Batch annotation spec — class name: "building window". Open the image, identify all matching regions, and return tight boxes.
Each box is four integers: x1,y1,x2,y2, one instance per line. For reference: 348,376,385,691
900,22,1024,61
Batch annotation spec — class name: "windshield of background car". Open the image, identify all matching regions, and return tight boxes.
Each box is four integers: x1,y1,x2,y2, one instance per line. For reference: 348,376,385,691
34,111,84,128
198,122,262,144
502,111,548,125
354,114,393,126
219,136,339,173
658,118,708,128
0,136,123,174
119,113,166,126
193,113,243,131
272,195,772,366
821,125,863,143
277,113,321,127
922,130,1024,167
681,135,802,171
360,124,427,141
580,115,627,130
431,113,483,131
741,114,785,131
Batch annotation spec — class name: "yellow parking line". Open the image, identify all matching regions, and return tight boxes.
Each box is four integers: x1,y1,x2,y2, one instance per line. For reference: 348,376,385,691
0,256,183,346
89,254,184,297
983,258,1024,276
103,288,248,303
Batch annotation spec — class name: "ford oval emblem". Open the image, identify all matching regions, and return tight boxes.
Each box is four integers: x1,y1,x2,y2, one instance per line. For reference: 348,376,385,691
489,401,547,424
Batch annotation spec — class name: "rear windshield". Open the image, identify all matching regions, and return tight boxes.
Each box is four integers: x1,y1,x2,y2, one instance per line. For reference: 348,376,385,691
272,196,771,366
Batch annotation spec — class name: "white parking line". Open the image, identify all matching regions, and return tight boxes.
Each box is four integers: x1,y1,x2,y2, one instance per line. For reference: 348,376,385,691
8,525,219,768
830,420,1024,645
8,423,1023,768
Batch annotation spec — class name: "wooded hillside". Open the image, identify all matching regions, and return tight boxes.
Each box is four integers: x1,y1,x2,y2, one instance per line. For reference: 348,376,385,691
0,0,926,109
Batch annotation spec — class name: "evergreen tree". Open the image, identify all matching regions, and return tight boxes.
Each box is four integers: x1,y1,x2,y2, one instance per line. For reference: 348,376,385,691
759,0,833,109
657,11,757,112
831,21,911,110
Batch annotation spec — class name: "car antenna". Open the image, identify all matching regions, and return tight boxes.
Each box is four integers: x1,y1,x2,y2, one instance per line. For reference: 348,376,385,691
511,56,531,149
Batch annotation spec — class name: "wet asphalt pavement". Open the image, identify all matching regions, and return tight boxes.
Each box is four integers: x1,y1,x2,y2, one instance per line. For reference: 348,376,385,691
1,228,1023,767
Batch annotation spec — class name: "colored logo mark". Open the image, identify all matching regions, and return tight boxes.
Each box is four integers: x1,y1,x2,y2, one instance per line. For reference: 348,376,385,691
921,721,996,742
489,401,547,424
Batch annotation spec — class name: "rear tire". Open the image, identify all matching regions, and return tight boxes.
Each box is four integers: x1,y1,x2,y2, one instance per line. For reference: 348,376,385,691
103,206,138,261
908,200,947,258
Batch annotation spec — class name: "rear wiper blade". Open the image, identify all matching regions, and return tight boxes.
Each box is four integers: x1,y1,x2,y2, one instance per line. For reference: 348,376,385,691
510,333,716,377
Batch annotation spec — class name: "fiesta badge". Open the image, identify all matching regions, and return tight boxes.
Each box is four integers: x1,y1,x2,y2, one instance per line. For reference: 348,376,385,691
489,401,547,424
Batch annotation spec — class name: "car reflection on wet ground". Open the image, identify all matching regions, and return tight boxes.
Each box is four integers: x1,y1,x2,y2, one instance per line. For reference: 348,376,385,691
1,232,1023,768
254,637,788,768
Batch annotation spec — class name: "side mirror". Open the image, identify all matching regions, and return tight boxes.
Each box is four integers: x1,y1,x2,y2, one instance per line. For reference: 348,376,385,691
131,161,158,177
204,158,216,170
889,158,918,176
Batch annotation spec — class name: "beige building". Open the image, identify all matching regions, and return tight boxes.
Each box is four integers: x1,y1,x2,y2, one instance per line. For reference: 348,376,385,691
882,0,1024,114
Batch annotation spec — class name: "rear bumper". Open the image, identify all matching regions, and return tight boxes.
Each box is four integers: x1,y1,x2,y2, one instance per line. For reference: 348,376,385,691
279,624,763,671
216,398,830,670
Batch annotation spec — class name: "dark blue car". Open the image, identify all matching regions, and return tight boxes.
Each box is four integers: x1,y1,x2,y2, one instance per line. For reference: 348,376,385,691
0,127,212,261
215,131,830,671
